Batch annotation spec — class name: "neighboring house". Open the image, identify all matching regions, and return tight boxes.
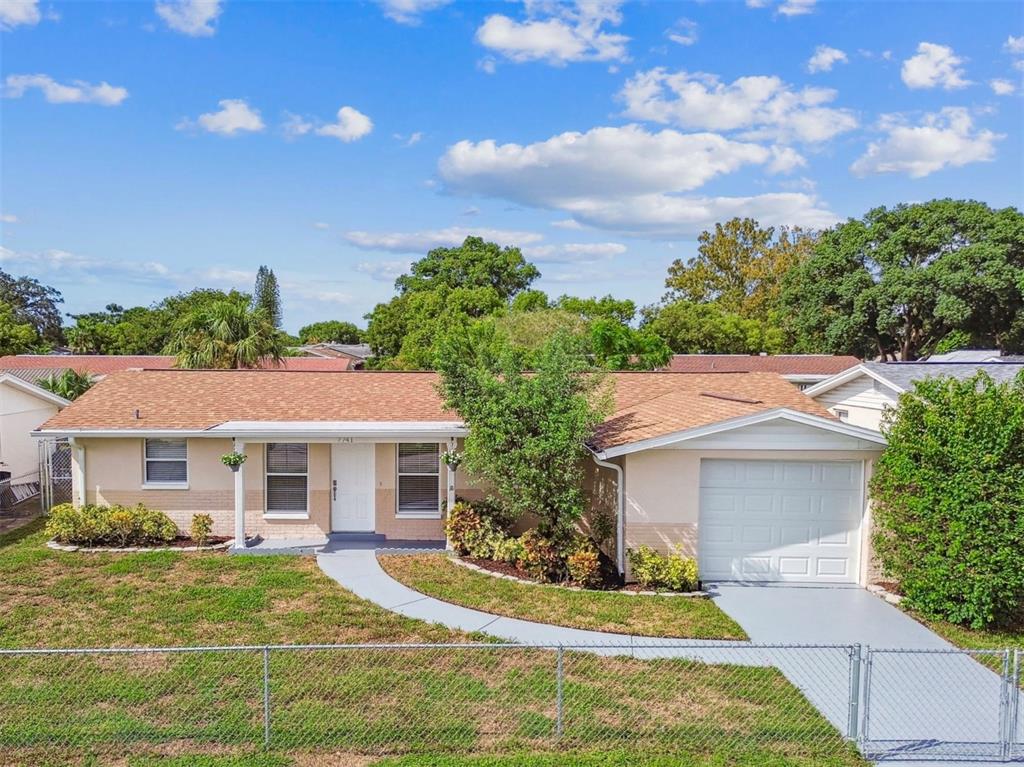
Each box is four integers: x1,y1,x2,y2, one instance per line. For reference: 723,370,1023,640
664,355,861,390
0,354,354,383
292,344,373,369
0,373,69,491
926,349,1009,362
805,361,1024,431
36,369,886,586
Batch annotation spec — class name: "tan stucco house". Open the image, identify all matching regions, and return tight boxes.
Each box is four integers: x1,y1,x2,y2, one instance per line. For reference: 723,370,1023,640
36,367,887,585
0,373,69,481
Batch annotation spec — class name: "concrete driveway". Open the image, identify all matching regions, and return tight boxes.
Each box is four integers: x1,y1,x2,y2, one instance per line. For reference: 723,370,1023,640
707,583,1021,766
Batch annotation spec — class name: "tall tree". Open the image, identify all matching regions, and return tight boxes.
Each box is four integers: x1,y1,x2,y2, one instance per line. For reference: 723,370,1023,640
781,200,1024,360
253,266,282,328
643,300,785,354
395,236,539,300
165,299,285,369
0,270,64,345
297,320,362,344
38,369,95,400
0,300,39,355
664,218,817,320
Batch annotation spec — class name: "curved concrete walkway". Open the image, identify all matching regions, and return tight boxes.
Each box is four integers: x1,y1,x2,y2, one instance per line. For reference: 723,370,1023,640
317,550,1017,766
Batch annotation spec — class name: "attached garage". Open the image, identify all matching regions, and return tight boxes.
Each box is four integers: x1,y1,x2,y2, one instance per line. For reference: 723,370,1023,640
698,459,864,584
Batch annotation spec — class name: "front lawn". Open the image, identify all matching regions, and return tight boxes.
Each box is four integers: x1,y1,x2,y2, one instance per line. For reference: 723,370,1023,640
378,553,747,640
0,520,862,767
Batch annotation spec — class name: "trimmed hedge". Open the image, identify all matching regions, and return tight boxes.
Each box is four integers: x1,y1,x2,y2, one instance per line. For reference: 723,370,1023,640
871,371,1024,629
46,502,178,547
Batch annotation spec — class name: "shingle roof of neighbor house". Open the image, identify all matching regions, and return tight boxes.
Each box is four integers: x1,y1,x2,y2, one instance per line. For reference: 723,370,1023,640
0,354,355,380
862,361,1024,391
39,369,835,452
665,354,861,375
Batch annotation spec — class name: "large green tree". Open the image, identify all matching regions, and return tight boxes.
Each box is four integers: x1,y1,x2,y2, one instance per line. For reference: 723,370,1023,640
253,266,282,328
782,199,1024,360
871,372,1024,628
0,270,64,346
0,300,39,356
643,300,785,354
165,299,285,369
297,320,363,345
38,369,95,400
365,237,539,369
664,218,817,320
437,327,610,548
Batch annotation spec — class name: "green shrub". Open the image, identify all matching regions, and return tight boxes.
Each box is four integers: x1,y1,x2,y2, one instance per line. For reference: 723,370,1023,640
463,517,505,560
445,501,481,556
566,541,602,588
46,503,178,547
190,513,214,546
491,535,525,565
516,530,564,582
627,546,698,592
871,371,1024,628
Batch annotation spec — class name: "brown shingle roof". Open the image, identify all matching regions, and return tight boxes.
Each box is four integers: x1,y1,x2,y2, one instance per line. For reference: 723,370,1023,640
665,354,860,375
590,371,836,452
40,369,836,450
0,354,354,378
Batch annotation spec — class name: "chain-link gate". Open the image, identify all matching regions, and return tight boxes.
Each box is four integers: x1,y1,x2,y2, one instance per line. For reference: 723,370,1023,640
38,437,72,510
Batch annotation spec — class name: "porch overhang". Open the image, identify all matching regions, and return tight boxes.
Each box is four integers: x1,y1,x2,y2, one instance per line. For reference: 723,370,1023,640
34,420,468,442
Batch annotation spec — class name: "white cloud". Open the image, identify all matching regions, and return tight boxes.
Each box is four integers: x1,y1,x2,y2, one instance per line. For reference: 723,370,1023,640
376,0,451,25
477,56,498,75
778,0,816,16
901,42,971,90
990,79,1016,96
476,0,629,66
618,68,856,144
438,124,836,236
768,145,806,173
282,112,313,139
851,107,1002,178
461,206,479,216
155,0,221,36
178,99,264,135
0,0,40,29
807,45,848,73
523,242,626,263
394,131,422,147
1005,35,1024,55
551,218,583,230
0,213,18,223
0,245,170,282
345,227,544,254
312,222,330,230
356,260,412,282
3,74,128,106
315,106,373,142
665,18,697,46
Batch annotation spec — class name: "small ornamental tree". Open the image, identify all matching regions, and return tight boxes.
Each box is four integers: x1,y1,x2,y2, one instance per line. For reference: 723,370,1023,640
436,327,610,550
870,371,1024,628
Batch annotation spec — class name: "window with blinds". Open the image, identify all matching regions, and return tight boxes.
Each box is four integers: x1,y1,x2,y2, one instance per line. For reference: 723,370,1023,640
397,443,440,516
144,438,188,484
266,443,308,514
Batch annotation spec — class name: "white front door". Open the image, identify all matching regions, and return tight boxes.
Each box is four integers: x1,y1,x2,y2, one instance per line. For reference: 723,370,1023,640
698,459,863,584
330,443,375,532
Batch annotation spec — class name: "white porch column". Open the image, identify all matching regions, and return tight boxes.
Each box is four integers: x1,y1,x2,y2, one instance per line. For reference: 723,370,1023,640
445,437,456,551
233,439,246,549
69,437,86,508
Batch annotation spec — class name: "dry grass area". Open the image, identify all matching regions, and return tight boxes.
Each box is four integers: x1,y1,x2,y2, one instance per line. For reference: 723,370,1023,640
379,554,747,640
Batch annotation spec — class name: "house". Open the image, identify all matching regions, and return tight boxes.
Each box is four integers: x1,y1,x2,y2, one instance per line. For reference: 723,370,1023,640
291,344,373,369
0,354,355,383
0,374,69,501
664,354,861,390
805,361,1024,431
36,368,886,585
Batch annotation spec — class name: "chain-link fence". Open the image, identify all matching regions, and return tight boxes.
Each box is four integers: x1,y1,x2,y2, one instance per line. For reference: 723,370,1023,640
0,643,1019,763
37,437,71,511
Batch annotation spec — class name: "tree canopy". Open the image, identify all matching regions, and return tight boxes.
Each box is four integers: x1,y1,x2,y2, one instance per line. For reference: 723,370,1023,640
164,298,286,369
643,300,785,354
395,236,540,300
38,369,94,401
781,199,1024,360
0,300,39,356
253,266,282,328
297,320,363,345
0,270,64,346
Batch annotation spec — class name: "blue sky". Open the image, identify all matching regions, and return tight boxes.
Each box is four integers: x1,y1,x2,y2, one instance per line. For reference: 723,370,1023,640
1,0,1022,334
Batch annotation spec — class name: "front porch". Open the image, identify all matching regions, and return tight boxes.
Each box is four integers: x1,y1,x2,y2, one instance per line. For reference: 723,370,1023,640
237,532,447,556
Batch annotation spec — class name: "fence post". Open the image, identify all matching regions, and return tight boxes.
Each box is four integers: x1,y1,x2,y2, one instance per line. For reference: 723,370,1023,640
847,644,862,741
262,646,271,749
860,647,873,746
999,649,1012,761
1012,650,1021,760
555,645,564,740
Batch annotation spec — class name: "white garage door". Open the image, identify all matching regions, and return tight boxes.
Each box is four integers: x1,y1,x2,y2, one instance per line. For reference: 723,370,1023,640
698,459,863,583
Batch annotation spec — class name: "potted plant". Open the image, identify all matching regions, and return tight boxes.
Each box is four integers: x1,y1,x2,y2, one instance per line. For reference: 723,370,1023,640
441,449,462,471
221,451,248,472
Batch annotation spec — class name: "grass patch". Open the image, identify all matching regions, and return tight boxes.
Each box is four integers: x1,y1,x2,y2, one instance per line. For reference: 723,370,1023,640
0,520,861,765
379,554,747,640
375,750,863,767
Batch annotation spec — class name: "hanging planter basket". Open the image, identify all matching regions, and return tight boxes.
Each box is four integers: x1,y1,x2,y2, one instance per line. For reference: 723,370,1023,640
441,449,463,471
221,452,248,472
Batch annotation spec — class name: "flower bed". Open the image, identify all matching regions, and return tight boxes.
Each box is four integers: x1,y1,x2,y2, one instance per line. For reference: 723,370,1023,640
47,536,233,553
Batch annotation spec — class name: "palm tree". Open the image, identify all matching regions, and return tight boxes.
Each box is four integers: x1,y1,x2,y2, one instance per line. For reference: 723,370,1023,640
38,369,95,400
164,299,286,369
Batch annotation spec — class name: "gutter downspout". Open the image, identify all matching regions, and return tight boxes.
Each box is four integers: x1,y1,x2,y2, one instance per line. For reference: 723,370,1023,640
588,448,624,576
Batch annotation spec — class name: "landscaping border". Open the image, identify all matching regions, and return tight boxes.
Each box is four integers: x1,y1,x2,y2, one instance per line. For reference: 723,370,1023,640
448,554,710,598
46,538,235,553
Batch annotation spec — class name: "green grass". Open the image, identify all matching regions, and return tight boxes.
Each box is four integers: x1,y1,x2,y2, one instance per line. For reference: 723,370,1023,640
0,520,864,766
376,751,863,767
912,614,1024,653
378,554,747,640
